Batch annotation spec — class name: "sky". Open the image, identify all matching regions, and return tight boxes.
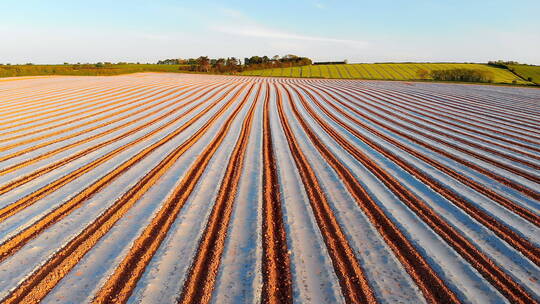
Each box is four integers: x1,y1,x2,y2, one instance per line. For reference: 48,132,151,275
1,0,539,64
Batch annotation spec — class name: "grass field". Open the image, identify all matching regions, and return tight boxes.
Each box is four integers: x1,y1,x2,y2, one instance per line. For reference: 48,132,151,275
241,63,533,84
509,64,540,84
0,64,189,78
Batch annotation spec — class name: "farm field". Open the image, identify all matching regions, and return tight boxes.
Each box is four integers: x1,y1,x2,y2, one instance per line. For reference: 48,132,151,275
0,64,190,78
0,73,539,303
241,63,532,84
510,64,540,85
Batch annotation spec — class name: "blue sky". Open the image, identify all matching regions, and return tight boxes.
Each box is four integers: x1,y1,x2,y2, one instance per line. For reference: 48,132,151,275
1,0,539,64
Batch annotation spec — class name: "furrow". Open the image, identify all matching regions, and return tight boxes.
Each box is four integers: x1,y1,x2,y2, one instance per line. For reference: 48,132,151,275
298,85,540,265
0,82,134,115
260,83,293,304
279,83,461,303
0,83,224,197
308,84,540,219
0,82,199,144
352,86,540,153
91,82,254,304
0,82,250,304
322,85,540,183
338,85,540,159
345,86,540,166
0,83,241,261
178,84,260,304
0,82,160,128
290,85,537,303
0,83,215,172
0,78,177,118
373,85,540,140
275,84,378,304
0,84,176,143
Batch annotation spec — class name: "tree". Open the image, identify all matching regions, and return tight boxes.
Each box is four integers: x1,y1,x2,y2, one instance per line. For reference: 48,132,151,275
226,57,239,72
214,58,226,72
196,56,210,72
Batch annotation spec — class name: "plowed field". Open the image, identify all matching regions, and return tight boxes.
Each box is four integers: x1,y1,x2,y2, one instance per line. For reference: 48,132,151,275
0,73,538,304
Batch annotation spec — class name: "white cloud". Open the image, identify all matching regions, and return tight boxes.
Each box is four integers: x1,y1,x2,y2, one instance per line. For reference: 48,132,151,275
211,7,367,49
213,25,367,48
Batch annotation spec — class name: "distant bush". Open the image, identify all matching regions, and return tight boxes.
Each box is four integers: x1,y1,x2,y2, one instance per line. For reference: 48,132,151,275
416,68,429,79
314,61,347,65
430,69,493,83
487,60,519,68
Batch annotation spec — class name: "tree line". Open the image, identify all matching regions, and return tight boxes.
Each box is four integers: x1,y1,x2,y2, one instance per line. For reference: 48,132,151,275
487,60,519,69
157,54,312,73
416,68,494,83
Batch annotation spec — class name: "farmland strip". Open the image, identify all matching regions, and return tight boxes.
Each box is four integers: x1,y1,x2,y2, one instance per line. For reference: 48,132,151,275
0,82,201,143
259,83,293,304
386,64,409,79
0,74,538,303
326,65,333,78
0,83,241,260
0,83,175,138
298,85,540,265
0,82,138,115
0,83,251,304
342,65,354,78
0,82,160,126
386,86,540,134
350,84,540,145
0,84,194,151
334,66,345,78
352,86,540,155
0,85,190,162
405,86,540,125
275,84,377,304
91,83,255,304
177,84,260,304
0,83,225,197
290,85,537,303
394,82,540,120
279,84,460,303
313,84,540,208
331,86,540,182
359,64,375,79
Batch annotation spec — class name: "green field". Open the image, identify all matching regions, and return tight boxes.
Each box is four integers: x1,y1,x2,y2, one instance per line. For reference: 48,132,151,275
2,62,536,86
0,64,190,78
241,63,533,85
508,65,540,84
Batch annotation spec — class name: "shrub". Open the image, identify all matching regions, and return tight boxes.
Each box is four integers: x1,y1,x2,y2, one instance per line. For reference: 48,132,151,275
429,69,493,83
416,68,429,79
